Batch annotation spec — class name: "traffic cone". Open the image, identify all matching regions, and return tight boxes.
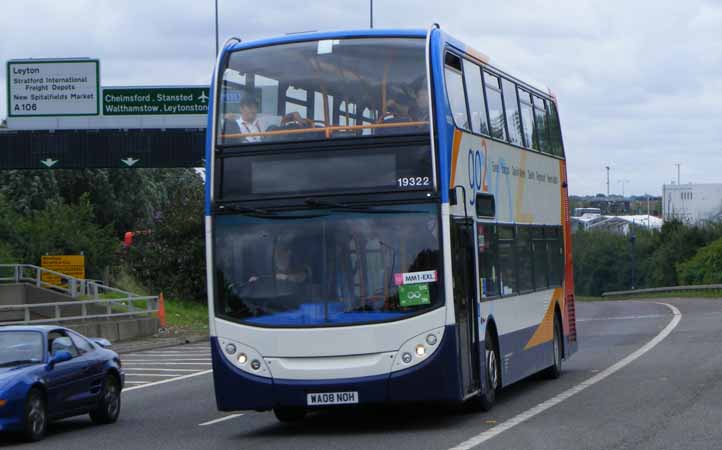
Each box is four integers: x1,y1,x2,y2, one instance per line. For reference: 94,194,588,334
158,292,167,329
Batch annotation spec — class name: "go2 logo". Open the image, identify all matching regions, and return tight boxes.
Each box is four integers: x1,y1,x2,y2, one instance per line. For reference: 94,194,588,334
467,141,489,205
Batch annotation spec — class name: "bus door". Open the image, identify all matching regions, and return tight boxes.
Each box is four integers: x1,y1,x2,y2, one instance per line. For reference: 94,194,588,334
450,218,481,396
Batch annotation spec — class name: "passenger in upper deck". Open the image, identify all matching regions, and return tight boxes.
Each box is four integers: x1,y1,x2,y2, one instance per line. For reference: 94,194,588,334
408,76,430,122
238,93,267,143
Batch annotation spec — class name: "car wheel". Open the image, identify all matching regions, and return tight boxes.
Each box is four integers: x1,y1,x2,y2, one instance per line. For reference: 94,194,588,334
90,375,121,425
478,330,500,412
23,388,47,442
542,316,563,379
273,407,306,423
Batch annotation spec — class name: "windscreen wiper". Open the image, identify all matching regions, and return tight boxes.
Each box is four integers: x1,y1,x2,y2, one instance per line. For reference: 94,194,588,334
304,198,425,214
215,204,273,215
216,203,327,220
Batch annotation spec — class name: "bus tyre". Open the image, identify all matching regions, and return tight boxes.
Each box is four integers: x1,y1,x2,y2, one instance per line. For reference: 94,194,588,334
479,332,500,411
543,317,563,379
23,388,47,442
274,407,306,423
90,375,121,425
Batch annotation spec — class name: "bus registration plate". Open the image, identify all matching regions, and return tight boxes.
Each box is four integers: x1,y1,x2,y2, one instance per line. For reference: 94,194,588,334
307,391,359,406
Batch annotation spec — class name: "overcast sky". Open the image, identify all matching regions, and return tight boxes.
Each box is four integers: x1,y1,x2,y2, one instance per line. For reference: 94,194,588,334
2,0,721,195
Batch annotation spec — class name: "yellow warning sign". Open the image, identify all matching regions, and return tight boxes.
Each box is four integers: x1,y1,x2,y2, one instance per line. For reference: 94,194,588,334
41,255,85,286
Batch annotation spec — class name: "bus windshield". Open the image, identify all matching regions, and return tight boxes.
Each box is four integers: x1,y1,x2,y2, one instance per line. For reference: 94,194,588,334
217,37,429,145
213,204,441,327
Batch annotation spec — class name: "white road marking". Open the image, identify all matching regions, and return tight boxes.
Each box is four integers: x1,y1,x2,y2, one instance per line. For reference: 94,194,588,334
124,373,195,377
122,358,211,362
123,370,213,392
199,414,245,427
448,302,682,450
578,314,667,322
124,381,151,385
123,368,201,372
122,362,211,366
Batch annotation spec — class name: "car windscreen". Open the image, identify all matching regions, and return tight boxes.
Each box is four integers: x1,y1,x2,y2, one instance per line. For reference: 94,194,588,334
213,203,442,327
0,332,44,366
217,37,429,146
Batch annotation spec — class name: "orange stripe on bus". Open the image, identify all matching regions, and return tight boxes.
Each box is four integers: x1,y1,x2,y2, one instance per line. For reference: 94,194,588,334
449,129,463,188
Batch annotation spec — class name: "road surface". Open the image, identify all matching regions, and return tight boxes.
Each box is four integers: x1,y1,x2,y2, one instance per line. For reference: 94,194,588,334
3,298,721,450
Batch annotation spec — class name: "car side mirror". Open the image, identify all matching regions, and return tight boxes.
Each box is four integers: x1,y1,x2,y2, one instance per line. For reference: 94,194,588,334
91,338,112,349
46,350,72,369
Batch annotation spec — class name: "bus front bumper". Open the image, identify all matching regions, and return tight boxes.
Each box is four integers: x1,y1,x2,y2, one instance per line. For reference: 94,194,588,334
210,327,459,411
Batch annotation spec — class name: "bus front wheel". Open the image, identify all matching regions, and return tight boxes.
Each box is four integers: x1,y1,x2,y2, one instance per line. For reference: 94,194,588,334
478,331,500,411
274,407,306,423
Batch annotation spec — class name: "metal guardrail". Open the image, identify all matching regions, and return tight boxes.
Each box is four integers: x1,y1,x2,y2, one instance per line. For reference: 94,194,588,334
602,284,722,297
0,264,159,324
0,297,159,325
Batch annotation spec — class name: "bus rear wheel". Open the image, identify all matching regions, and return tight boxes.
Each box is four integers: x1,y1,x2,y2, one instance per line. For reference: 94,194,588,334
478,331,500,411
542,316,563,379
273,407,306,423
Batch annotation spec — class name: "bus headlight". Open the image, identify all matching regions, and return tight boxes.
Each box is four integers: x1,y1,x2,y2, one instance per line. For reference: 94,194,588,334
392,327,445,372
218,338,272,378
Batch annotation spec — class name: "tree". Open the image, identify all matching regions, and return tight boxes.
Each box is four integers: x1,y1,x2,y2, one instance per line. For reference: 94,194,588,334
677,237,722,285
126,170,206,302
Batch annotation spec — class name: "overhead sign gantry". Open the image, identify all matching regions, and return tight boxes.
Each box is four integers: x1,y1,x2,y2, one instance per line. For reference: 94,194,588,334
1,58,208,170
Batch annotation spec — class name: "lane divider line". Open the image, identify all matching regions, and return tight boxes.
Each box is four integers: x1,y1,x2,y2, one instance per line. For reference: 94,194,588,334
124,373,198,377
123,368,201,372
578,314,667,322
122,362,211,366
123,370,213,392
448,302,682,450
122,359,212,362
199,414,245,427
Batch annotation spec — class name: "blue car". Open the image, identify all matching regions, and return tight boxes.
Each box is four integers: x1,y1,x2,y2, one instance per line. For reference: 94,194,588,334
0,325,124,441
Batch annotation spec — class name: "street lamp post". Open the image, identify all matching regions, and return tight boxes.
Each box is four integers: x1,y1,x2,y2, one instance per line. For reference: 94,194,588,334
370,0,374,28
214,0,220,56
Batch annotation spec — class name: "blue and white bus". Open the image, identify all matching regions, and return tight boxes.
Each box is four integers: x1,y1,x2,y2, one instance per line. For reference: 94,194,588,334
205,26,578,421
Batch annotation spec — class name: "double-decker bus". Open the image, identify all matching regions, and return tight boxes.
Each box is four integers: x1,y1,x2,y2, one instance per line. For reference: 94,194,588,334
205,26,577,422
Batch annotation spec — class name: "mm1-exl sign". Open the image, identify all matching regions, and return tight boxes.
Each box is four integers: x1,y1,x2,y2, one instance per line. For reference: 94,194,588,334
7,59,100,117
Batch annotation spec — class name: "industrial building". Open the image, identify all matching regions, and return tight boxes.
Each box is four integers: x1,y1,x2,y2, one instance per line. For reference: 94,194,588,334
663,183,722,225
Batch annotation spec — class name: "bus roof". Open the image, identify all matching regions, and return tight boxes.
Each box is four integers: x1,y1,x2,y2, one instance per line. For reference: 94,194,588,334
224,27,555,101
227,29,427,52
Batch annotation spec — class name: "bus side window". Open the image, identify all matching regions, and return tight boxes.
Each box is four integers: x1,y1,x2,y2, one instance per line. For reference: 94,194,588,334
502,78,523,146
518,89,536,150
444,52,470,130
547,226,564,286
497,225,516,296
483,72,506,141
547,102,565,157
515,226,534,293
477,223,499,299
532,227,549,289
462,59,489,135
533,96,551,154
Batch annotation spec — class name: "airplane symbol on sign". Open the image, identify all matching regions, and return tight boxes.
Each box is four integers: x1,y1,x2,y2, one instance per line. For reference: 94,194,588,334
198,92,209,103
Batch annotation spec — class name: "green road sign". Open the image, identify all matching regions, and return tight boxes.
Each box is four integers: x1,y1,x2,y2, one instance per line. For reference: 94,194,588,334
102,87,210,115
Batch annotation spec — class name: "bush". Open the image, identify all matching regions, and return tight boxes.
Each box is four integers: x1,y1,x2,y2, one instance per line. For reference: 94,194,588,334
677,237,722,285
125,170,206,302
